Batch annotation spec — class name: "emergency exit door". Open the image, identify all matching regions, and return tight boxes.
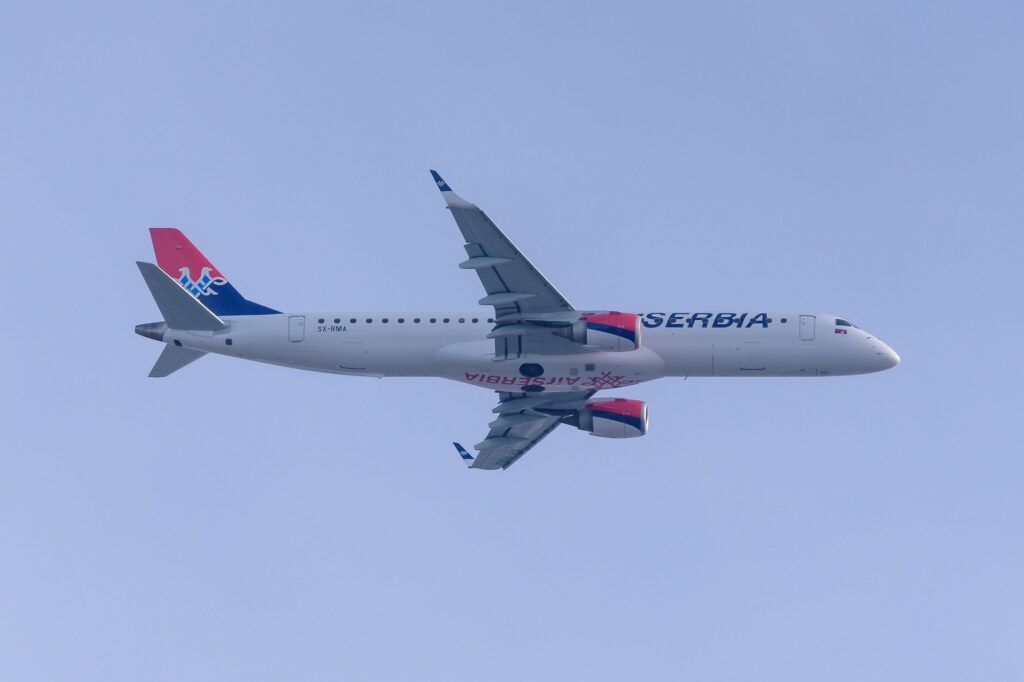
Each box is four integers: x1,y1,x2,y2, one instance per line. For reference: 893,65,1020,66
288,315,305,342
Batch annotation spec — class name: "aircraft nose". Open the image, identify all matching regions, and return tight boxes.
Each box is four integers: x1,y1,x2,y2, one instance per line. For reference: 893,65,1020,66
880,343,900,369
870,338,900,371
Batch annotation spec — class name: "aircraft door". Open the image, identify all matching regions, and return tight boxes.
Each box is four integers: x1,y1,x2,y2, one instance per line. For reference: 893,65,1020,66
288,315,305,342
799,315,815,341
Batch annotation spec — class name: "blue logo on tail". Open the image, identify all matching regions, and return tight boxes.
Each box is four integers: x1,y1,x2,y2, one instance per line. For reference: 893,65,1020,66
178,266,227,298
174,266,280,316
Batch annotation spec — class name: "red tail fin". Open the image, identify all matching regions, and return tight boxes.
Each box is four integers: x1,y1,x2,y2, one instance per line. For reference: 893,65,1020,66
148,228,279,316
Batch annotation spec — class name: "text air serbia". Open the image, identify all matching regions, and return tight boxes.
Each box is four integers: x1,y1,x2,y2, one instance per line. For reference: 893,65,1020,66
135,171,900,470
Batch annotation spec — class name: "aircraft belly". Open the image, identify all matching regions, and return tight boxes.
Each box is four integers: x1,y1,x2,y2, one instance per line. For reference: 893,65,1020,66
437,343,666,392
713,342,769,376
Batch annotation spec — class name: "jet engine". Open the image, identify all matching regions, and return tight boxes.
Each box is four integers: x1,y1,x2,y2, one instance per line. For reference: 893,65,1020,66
574,398,648,438
555,311,642,352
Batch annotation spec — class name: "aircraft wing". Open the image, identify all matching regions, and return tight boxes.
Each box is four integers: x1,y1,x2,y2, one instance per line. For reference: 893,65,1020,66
431,171,582,356
430,170,572,315
454,390,595,470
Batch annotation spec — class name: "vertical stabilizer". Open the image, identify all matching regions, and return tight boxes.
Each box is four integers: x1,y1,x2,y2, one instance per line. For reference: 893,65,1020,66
149,228,279,316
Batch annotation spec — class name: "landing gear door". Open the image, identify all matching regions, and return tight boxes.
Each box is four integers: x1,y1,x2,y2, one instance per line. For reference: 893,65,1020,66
799,315,815,341
288,315,305,342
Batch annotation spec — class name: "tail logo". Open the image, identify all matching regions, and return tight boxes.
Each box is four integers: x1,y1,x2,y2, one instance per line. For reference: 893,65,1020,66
177,266,227,298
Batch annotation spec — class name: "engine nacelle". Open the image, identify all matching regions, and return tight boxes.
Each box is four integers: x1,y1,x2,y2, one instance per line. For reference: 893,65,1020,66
556,311,642,351
577,398,648,438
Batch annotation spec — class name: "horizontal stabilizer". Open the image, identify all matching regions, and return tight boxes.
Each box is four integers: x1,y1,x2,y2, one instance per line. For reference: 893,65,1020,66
137,261,227,331
149,345,207,377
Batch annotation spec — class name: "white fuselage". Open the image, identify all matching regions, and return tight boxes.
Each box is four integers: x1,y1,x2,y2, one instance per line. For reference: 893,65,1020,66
160,311,900,392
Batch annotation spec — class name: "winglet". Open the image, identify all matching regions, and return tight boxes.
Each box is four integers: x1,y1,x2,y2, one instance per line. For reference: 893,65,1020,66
430,170,452,192
429,170,473,208
453,442,475,467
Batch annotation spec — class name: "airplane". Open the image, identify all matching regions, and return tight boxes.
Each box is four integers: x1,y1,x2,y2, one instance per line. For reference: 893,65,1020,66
135,170,900,470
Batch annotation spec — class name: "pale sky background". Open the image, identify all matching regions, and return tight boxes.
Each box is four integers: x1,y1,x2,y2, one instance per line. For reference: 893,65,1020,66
1,2,1022,680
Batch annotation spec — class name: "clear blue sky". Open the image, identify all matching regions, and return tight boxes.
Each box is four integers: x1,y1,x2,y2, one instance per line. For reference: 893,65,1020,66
2,2,1021,679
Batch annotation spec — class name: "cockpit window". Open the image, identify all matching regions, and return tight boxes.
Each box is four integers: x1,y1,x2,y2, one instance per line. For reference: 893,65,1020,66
835,319,855,327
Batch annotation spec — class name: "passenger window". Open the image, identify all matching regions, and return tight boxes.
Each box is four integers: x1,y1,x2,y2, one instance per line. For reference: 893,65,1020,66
430,318,437,323
382,318,389,323
459,318,465,323
398,318,405,323
414,318,421,323
334,318,340,324
318,318,324,323
365,318,372,323
350,318,357,323
443,318,450,323
472,318,479,323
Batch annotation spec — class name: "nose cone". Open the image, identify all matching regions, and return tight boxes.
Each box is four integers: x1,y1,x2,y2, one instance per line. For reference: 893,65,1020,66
879,342,900,369
869,338,900,371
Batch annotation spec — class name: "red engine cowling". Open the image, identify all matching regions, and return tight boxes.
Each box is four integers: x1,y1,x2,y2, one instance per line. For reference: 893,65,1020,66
556,311,642,351
577,398,648,438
